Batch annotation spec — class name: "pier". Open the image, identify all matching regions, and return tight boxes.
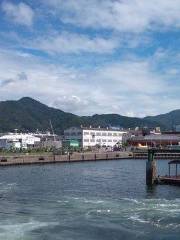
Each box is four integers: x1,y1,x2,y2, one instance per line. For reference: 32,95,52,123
156,160,180,186
134,150,180,159
0,151,133,167
146,149,180,186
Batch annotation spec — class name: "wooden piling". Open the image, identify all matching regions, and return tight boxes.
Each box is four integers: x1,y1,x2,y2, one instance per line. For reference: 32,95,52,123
146,149,157,186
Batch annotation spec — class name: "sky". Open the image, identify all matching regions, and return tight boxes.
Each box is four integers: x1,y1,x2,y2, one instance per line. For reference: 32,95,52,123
0,0,180,117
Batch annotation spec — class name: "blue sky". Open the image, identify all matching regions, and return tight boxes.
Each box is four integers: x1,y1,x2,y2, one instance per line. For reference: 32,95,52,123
0,0,180,117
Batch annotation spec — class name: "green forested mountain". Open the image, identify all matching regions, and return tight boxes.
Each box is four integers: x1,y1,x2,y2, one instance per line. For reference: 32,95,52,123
145,110,180,130
0,97,82,133
0,97,177,134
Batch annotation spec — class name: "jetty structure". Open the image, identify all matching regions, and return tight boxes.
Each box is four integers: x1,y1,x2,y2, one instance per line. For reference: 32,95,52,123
157,160,180,185
146,148,180,186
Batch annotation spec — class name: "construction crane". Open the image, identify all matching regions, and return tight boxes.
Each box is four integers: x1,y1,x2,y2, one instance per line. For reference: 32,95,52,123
49,120,56,141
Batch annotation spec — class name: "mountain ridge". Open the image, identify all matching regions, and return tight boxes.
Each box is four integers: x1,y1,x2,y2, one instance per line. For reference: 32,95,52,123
0,97,178,134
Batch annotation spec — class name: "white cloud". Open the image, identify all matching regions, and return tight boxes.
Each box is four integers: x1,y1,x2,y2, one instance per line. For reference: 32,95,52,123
45,0,180,32
1,0,180,120
0,29,148,55
0,48,180,117
1,1,34,26
28,32,118,54
53,95,94,114
94,60,165,94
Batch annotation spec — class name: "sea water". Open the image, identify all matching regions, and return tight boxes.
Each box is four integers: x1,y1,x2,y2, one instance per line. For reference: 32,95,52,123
0,159,180,240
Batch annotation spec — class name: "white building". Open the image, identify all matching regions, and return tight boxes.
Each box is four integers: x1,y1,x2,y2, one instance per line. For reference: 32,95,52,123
0,133,41,150
64,126,127,148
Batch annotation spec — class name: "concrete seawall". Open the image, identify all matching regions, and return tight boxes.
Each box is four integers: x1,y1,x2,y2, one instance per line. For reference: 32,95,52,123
0,151,133,166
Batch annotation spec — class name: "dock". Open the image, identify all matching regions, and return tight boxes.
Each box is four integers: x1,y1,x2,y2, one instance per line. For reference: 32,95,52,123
156,176,180,185
146,149,180,187
133,150,180,159
0,151,133,167
155,159,180,186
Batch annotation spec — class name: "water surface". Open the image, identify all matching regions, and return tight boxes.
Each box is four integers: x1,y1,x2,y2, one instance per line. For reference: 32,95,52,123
0,159,180,240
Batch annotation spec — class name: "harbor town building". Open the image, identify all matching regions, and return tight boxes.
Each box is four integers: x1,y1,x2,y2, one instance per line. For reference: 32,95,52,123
0,133,41,150
128,133,180,148
64,126,127,148
0,132,62,150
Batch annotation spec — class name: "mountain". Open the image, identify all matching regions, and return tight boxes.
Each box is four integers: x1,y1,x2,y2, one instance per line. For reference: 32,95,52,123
0,97,177,134
82,114,162,129
0,97,82,133
145,110,180,130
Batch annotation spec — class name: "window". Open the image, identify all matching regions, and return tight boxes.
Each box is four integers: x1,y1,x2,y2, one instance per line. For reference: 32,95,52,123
84,132,89,135
96,139,101,142
102,132,107,136
113,139,117,142
102,139,106,142
90,132,95,137
84,139,89,142
90,139,95,142
96,132,101,136
113,133,117,136
108,133,112,136
108,139,112,142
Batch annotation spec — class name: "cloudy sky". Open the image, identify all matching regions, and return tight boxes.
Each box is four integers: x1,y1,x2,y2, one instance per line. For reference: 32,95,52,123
0,0,180,117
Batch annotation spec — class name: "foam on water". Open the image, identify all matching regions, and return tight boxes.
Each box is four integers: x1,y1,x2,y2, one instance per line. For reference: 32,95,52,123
0,220,58,240
64,196,180,232
0,182,17,194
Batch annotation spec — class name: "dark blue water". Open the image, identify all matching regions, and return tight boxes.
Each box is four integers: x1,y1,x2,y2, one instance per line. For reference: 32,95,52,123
0,159,180,240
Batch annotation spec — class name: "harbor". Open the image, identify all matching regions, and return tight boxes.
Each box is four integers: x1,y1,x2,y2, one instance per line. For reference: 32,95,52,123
1,0,180,238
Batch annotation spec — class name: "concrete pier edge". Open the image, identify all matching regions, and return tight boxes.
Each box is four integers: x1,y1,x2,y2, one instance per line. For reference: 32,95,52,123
0,151,133,167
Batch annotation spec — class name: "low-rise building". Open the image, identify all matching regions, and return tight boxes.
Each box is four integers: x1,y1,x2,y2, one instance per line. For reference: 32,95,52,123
128,134,180,148
0,133,41,150
64,126,127,148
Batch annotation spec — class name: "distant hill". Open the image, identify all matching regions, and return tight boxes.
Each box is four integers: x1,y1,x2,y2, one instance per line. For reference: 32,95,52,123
0,97,178,134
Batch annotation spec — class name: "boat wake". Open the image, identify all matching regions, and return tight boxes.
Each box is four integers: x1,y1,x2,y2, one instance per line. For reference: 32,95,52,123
0,220,58,240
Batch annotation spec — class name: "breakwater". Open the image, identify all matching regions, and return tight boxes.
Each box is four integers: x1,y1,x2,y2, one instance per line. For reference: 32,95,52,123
0,151,133,166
